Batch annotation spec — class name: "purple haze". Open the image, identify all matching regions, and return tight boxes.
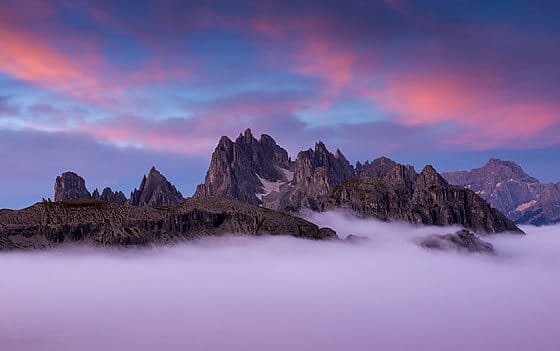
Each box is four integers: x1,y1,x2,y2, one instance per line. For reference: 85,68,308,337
1,212,559,351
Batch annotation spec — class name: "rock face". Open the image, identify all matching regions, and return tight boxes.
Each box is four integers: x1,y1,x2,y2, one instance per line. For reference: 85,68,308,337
194,130,523,233
418,229,495,254
283,142,354,211
194,128,294,206
194,129,354,211
443,159,560,225
0,196,337,250
321,164,522,234
92,187,127,205
130,167,184,207
54,172,91,201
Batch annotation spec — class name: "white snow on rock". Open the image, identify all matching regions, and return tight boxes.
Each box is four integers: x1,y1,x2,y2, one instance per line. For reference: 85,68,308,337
255,167,294,201
278,167,294,182
515,200,537,212
255,175,283,200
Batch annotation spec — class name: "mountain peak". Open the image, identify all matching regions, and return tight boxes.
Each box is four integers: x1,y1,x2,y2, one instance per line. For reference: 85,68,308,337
130,167,183,206
54,171,91,201
417,165,448,187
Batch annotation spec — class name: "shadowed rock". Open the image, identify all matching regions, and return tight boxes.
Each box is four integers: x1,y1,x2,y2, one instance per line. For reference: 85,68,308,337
321,164,523,234
418,229,495,254
54,172,91,201
130,167,184,207
92,187,127,205
0,196,337,250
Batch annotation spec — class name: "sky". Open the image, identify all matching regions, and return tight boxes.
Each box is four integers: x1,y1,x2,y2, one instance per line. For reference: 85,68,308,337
1,0,559,208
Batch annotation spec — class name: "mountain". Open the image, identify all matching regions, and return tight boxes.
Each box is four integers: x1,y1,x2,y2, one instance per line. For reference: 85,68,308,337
195,130,522,233
129,167,184,206
0,196,337,250
322,165,522,234
54,172,91,201
442,159,560,225
194,129,293,206
92,187,127,205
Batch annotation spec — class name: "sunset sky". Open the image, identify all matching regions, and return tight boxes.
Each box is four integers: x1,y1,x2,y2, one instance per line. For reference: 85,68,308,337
1,0,559,208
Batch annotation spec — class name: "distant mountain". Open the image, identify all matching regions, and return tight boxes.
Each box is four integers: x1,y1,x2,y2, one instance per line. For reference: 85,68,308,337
442,159,560,225
195,129,521,233
92,187,127,205
129,167,184,207
53,167,184,207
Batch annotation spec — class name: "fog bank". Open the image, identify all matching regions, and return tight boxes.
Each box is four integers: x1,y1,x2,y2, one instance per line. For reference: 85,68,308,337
1,212,559,351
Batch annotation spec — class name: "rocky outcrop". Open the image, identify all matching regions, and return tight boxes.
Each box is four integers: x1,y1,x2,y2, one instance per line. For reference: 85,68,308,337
54,172,91,201
418,229,495,254
130,167,184,207
443,158,559,225
194,130,354,211
282,142,355,211
194,131,524,233
321,164,523,234
510,182,560,225
0,196,337,250
194,128,294,206
92,187,127,205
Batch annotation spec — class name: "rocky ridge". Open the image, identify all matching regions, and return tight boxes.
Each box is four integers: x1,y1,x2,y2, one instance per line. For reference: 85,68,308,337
52,167,183,207
0,196,336,250
92,188,127,205
195,130,522,233
443,159,560,225
129,167,184,207
321,165,522,234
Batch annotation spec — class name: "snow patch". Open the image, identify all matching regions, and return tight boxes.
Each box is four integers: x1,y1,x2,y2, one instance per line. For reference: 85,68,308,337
279,167,294,182
515,200,537,212
255,175,283,200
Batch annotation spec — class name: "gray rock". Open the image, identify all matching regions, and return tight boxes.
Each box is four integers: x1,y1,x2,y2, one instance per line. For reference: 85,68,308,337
282,142,355,211
443,158,560,225
130,167,184,207
0,196,338,250
92,187,127,205
194,128,293,206
418,229,495,254
54,172,91,201
321,164,523,234
194,130,354,212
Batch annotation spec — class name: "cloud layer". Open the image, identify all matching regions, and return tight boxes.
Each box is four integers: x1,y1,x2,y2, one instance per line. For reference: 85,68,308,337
1,214,559,351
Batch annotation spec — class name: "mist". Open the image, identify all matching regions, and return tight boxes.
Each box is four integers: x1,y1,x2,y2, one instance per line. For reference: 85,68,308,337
1,212,559,351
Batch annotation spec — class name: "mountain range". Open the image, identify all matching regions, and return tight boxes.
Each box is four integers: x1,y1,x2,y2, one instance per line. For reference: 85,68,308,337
1,128,530,250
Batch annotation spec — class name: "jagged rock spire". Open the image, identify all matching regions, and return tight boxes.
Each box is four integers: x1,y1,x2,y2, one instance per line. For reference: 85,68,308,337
129,167,184,207
54,171,91,201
